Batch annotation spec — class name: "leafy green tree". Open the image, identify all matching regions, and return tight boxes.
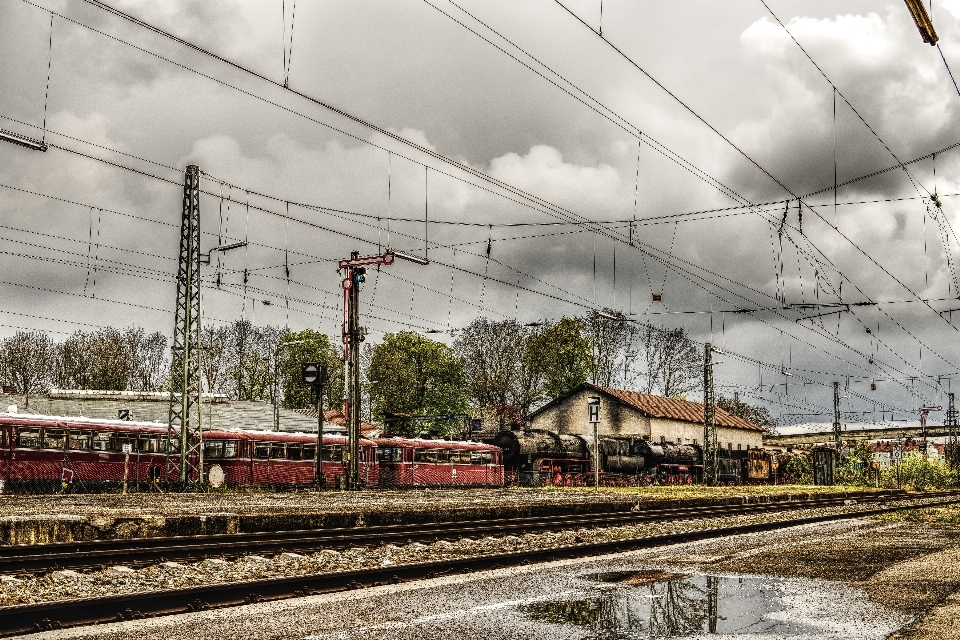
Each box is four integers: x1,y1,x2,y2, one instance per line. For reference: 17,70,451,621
527,317,593,401
278,329,343,411
366,331,468,436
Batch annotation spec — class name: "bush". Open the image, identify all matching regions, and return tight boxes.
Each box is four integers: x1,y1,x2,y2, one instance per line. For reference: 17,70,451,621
783,455,813,485
880,454,958,490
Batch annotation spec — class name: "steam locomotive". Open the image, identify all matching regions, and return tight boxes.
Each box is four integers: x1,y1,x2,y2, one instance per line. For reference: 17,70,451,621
492,428,797,486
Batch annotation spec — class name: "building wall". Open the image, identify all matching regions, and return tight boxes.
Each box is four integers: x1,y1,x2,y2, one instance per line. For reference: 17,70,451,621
649,417,763,450
530,388,651,438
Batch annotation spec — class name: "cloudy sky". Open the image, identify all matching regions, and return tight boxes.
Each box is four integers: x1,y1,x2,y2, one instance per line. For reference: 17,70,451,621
1,0,960,430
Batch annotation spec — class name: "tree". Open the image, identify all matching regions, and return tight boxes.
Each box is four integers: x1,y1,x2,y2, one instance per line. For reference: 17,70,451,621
639,325,700,398
200,325,231,395
226,319,282,401
527,317,593,401
51,328,169,392
0,331,53,405
583,309,641,388
717,395,778,432
454,318,528,409
366,331,468,436
278,329,343,412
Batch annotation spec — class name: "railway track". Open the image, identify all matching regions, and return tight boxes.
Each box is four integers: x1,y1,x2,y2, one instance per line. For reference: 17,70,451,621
0,490,910,574
3,490,960,636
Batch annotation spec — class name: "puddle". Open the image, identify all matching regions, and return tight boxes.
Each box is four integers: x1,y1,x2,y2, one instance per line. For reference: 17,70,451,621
522,573,835,637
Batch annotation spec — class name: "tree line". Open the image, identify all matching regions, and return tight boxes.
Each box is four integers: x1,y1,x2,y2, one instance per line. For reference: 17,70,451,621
0,311,775,434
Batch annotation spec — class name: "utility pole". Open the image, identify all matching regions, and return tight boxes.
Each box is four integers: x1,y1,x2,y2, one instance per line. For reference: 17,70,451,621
338,249,427,489
949,393,958,469
833,381,842,463
703,343,718,484
168,165,203,489
919,405,942,456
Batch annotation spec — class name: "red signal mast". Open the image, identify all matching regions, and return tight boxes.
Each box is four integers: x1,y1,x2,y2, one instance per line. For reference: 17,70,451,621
338,249,427,489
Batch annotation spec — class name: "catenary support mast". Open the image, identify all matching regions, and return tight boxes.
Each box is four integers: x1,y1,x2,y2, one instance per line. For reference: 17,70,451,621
168,165,204,489
702,343,717,484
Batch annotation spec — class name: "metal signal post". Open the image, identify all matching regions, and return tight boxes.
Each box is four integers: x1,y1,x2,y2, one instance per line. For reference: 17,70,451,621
338,249,426,489
339,251,394,489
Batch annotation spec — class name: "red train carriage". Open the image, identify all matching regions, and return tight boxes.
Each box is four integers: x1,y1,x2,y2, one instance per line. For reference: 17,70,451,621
0,414,178,491
374,438,503,488
202,430,378,488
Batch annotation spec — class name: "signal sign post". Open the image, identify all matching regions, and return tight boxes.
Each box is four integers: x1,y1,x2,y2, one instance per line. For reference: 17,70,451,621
588,396,600,491
302,362,328,487
338,249,428,489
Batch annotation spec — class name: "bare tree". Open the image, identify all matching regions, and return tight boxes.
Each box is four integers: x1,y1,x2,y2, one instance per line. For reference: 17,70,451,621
639,326,700,398
200,324,231,395
0,331,53,406
584,309,642,388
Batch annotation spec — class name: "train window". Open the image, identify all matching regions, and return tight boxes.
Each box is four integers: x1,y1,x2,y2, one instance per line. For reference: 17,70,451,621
68,430,92,451
254,443,271,459
92,432,112,451
435,449,450,464
18,428,41,448
116,433,137,453
287,444,303,460
160,437,180,454
302,444,316,460
270,443,286,459
377,447,402,463
205,439,237,459
322,445,342,462
139,437,159,453
480,451,492,465
449,450,466,464
43,429,66,450
0,428,6,448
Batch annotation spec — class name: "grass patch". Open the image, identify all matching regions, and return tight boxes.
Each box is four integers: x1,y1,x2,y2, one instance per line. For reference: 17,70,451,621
524,484,888,500
871,504,960,524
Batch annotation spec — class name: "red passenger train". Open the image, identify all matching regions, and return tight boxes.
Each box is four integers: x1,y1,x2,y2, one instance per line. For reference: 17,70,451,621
0,414,503,492
374,437,503,487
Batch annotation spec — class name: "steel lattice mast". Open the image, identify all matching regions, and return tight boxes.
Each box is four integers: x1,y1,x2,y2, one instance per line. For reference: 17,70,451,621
949,393,958,468
167,164,203,489
702,343,717,484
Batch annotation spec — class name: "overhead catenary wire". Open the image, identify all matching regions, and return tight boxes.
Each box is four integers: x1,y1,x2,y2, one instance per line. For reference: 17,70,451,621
9,5,960,408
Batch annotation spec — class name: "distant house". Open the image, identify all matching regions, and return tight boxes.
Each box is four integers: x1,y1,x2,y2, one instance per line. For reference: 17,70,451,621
528,383,765,450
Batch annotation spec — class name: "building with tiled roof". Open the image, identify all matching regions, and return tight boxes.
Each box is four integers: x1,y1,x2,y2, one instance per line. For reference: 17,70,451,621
529,382,765,451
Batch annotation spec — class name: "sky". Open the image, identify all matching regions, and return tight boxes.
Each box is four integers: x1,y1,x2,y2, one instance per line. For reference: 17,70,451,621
1,0,960,432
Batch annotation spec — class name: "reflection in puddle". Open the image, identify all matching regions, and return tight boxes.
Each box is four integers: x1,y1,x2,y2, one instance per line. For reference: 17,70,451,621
522,572,820,637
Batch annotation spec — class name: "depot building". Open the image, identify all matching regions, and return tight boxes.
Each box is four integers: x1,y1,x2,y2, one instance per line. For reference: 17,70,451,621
528,383,766,451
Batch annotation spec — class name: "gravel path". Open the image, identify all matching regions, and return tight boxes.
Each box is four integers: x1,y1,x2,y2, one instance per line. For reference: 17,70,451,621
0,493,950,607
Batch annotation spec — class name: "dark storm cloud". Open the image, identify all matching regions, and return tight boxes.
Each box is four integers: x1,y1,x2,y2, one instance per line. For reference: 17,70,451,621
2,0,960,425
